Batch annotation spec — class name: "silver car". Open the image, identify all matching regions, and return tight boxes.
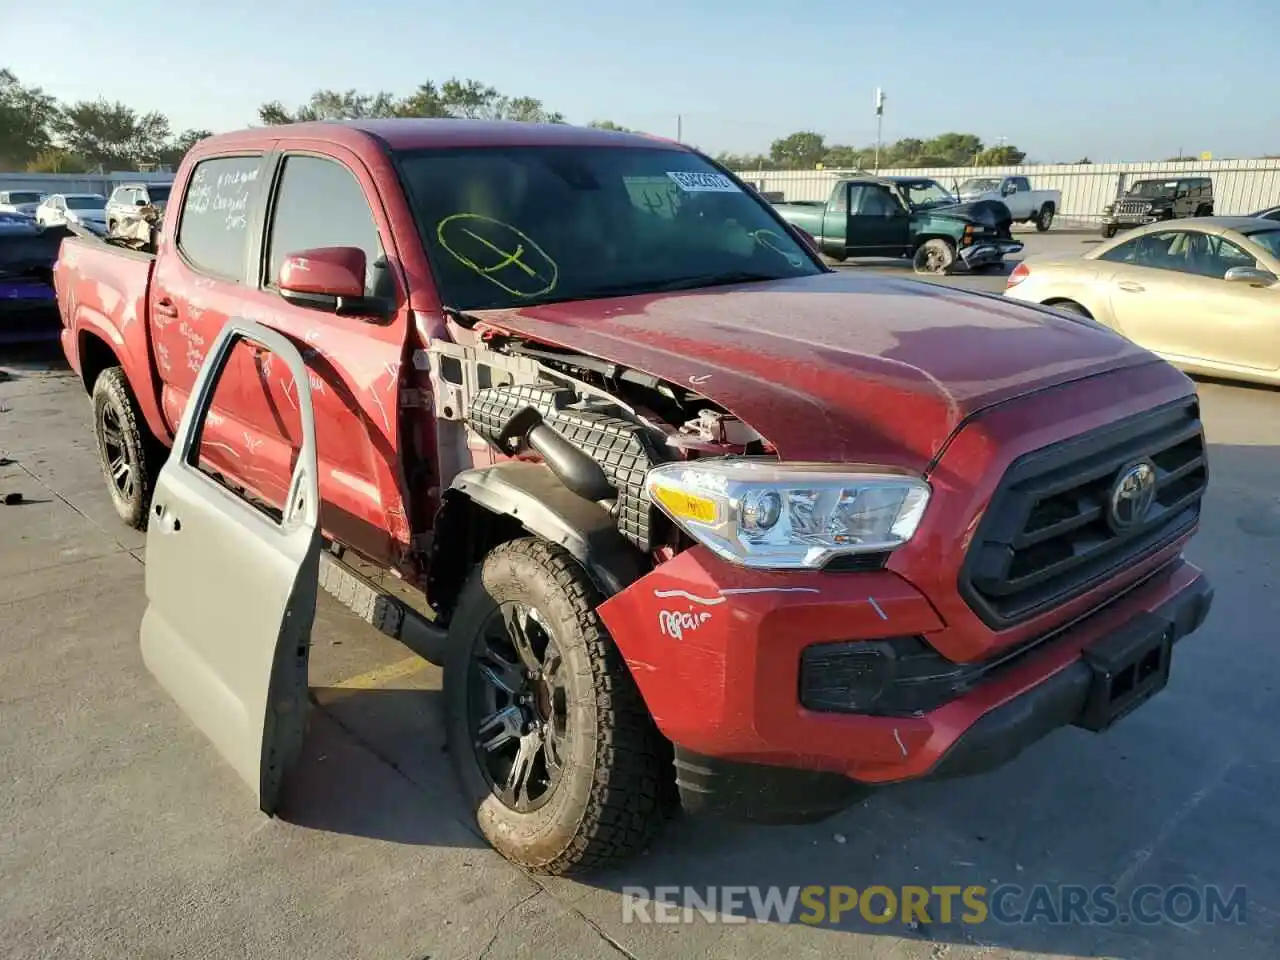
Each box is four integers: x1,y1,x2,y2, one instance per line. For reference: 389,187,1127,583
0,190,46,218
35,193,108,234
106,182,173,233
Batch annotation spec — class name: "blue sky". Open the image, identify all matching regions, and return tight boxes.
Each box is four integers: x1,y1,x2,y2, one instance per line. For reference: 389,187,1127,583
8,0,1278,161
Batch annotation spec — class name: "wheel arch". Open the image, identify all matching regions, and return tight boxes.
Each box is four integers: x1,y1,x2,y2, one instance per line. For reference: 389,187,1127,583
427,461,647,624
77,328,124,395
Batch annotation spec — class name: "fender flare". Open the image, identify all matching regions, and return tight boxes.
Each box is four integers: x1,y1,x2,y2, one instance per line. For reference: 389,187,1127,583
445,460,646,599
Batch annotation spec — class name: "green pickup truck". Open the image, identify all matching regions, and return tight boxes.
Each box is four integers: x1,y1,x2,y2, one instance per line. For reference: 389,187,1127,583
772,175,1023,274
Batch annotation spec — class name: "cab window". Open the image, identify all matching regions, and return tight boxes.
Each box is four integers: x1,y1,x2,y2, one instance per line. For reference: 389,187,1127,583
264,155,385,298
176,155,265,282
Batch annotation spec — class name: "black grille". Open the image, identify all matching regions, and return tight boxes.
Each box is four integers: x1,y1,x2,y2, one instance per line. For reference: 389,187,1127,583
468,383,664,551
959,397,1207,628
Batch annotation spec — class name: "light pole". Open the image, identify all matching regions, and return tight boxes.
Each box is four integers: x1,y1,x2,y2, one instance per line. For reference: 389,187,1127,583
873,88,885,170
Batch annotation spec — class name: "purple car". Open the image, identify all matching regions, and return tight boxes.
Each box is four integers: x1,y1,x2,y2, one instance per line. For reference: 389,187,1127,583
1,214,67,345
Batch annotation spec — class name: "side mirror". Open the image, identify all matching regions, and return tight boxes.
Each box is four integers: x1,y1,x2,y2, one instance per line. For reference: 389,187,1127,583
278,246,387,317
1003,183,1017,195
135,198,148,206
1223,266,1277,286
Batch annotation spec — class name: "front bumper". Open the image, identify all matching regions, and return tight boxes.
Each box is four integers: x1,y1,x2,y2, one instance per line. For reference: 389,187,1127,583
1103,212,1171,227
598,547,1211,823
959,238,1023,268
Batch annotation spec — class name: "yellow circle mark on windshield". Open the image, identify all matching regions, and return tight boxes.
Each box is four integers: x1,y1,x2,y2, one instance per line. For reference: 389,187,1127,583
752,229,805,268
437,213,558,298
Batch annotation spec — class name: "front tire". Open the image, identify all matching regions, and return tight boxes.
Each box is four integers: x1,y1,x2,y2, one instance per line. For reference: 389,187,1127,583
444,537,671,875
913,238,956,275
1101,223,1118,238
91,367,159,531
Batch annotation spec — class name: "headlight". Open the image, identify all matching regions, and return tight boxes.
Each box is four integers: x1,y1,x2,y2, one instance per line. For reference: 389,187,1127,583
1102,204,1114,214
645,459,931,570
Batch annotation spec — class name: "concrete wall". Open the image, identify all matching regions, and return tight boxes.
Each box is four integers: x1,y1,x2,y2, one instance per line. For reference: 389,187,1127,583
732,159,1280,222
0,171,175,199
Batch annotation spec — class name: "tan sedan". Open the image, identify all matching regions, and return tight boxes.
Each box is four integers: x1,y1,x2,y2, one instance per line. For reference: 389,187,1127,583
1004,217,1280,386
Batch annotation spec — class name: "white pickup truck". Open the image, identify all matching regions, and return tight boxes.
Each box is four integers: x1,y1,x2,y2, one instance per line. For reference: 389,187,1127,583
955,175,1060,232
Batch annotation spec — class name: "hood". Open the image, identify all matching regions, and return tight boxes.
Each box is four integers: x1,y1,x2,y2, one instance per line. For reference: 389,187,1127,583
469,271,1155,471
926,199,1011,226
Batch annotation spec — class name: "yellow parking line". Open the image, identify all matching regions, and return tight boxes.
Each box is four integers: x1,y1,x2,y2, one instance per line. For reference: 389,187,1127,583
329,655,431,691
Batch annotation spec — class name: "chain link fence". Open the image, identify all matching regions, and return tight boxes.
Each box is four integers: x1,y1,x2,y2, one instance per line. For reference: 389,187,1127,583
732,159,1280,226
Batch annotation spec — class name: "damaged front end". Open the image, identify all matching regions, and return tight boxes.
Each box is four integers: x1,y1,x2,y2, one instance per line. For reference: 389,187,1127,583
940,200,1023,272
418,324,771,610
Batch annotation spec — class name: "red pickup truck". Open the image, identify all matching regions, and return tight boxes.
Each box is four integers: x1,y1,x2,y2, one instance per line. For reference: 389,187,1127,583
55,119,1213,875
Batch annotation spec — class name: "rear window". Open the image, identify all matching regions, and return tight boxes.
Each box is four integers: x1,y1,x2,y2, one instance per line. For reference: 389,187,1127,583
145,185,172,203
176,156,264,281
4,192,42,204
1242,229,1280,260
65,196,103,210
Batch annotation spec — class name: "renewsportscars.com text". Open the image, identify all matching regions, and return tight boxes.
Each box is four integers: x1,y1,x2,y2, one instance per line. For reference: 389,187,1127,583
621,884,1247,927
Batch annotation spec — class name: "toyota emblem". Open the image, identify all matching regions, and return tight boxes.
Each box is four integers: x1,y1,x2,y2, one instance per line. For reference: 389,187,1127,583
1108,460,1158,532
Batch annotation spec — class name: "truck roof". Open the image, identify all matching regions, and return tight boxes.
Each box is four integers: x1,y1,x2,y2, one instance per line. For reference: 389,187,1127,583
196,118,689,155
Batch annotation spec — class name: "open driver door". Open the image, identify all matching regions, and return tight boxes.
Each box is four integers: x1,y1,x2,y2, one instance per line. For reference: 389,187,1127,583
140,318,321,815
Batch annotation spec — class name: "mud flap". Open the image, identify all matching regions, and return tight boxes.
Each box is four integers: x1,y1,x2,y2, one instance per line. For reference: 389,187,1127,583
139,319,320,815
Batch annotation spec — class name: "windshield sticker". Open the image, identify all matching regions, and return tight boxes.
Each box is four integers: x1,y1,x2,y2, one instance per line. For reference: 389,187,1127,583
667,171,741,194
436,213,558,298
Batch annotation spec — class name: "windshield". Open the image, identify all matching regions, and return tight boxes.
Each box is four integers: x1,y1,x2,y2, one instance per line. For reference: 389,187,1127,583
958,178,1001,194
65,196,104,210
1127,181,1179,199
4,192,42,204
146,185,171,203
897,180,956,209
1243,228,1280,260
394,145,821,311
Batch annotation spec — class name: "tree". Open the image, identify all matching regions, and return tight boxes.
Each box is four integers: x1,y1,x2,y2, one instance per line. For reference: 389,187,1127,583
821,144,869,169
769,131,827,168
157,129,214,168
26,148,92,174
0,69,60,169
260,78,564,125
973,144,1027,165
258,89,402,124
53,98,172,170
588,120,630,132
886,138,925,166
922,132,984,165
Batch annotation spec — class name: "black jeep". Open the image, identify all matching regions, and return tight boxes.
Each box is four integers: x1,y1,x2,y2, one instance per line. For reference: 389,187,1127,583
1100,176,1213,237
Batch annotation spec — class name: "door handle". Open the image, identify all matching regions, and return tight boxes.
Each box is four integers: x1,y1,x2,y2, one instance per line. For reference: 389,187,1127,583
153,502,181,533
1117,281,1145,293
155,297,178,317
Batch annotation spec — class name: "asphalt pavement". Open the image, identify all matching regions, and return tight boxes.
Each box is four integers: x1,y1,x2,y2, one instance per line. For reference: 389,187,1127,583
2,233,1278,960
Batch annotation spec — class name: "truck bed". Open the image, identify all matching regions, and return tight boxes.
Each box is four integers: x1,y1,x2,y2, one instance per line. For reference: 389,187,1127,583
54,232,162,433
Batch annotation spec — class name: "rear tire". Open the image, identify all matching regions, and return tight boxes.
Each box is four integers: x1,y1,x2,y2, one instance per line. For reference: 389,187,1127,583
91,367,159,531
1035,204,1055,232
444,537,671,875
